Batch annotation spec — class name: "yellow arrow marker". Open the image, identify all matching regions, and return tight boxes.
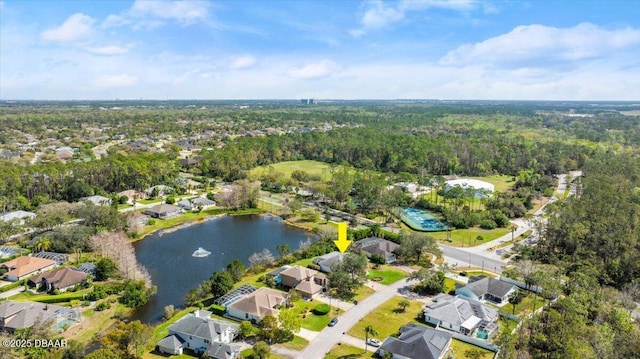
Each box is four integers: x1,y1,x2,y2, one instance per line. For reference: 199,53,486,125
331,221,351,253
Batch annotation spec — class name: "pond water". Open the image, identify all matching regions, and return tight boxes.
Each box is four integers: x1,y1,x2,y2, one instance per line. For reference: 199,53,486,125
131,214,316,323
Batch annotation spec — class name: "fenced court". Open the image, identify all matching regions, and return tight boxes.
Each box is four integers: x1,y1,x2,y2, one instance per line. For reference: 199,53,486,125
399,207,450,232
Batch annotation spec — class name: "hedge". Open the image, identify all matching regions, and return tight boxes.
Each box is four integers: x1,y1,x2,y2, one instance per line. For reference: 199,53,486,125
0,280,26,293
313,303,331,315
32,293,86,304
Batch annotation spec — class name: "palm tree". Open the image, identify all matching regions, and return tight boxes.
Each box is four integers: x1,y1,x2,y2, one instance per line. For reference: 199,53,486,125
398,299,410,312
364,325,379,352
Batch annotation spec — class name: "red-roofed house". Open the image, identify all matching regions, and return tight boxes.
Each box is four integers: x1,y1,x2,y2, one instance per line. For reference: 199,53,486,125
1,256,56,282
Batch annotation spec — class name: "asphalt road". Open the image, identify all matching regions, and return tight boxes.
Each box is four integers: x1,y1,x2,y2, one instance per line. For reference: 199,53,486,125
295,278,412,359
440,245,507,273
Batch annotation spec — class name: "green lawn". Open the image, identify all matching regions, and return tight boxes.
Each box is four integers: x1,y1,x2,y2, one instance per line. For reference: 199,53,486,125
240,349,286,359
292,299,343,331
449,339,494,359
459,270,497,278
348,296,424,340
10,287,93,303
353,286,375,302
278,335,309,350
367,266,407,285
468,175,515,193
431,227,510,247
499,292,547,317
249,160,335,182
324,343,374,359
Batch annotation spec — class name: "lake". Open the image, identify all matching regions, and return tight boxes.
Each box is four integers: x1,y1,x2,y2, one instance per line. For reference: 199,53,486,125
131,214,316,323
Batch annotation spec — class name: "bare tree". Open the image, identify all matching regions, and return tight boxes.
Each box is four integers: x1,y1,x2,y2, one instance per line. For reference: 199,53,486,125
91,231,152,287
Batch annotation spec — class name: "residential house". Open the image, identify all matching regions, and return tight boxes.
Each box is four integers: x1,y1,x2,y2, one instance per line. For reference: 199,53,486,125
144,204,183,219
0,300,81,333
279,266,327,299
157,310,240,358
145,185,174,197
313,252,343,273
117,190,146,203
80,195,112,206
377,323,452,359
423,293,499,336
352,237,400,264
1,256,56,282
227,287,288,323
455,277,518,305
177,197,216,211
0,210,36,225
28,267,88,292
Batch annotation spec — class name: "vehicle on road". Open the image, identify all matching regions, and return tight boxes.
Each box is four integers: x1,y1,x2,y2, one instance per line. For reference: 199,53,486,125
367,338,381,347
328,318,338,327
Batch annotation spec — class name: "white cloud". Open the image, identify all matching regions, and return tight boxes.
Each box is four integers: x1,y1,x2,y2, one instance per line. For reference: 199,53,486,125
85,44,131,56
130,0,209,24
229,55,256,70
441,23,640,67
288,60,342,79
360,1,404,30
93,74,138,88
41,13,95,42
352,0,477,36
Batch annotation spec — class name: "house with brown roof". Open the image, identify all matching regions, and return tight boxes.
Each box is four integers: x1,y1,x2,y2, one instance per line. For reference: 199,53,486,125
28,267,88,292
279,266,327,299
1,256,57,282
227,287,288,323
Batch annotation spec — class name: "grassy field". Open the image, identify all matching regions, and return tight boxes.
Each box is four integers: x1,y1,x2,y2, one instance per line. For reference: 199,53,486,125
353,286,375,302
240,349,287,359
324,343,375,359
443,278,459,294
499,292,547,317
468,175,515,193
367,266,407,285
348,296,423,340
430,227,511,247
9,287,93,302
449,339,495,359
249,160,335,181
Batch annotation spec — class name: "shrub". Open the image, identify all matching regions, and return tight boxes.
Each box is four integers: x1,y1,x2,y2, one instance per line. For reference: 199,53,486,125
313,303,331,315
370,253,386,265
95,301,110,311
210,304,227,316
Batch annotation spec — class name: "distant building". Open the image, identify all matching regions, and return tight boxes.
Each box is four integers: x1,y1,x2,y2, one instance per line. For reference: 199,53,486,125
144,204,183,219
80,195,112,206
300,99,315,105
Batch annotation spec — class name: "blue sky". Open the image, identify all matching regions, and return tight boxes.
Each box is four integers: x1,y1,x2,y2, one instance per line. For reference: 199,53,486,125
1,0,639,100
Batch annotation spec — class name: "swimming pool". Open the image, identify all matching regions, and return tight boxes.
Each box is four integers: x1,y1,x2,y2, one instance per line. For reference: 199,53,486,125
399,207,449,232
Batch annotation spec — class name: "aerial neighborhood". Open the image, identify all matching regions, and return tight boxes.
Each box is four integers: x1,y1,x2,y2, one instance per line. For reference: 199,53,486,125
0,99,638,359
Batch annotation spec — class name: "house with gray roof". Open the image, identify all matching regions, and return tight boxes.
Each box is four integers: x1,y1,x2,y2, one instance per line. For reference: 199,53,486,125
0,300,82,333
455,277,518,305
177,197,216,211
377,323,452,359
143,204,183,219
424,293,498,336
352,237,400,263
157,310,240,358
313,251,344,273
0,210,36,225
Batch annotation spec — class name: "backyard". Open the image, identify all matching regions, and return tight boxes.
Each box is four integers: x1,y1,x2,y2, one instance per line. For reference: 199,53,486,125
324,343,374,359
367,266,407,285
449,339,495,359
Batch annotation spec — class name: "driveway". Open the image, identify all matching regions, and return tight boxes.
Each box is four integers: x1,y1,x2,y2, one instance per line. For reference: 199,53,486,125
296,278,413,359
